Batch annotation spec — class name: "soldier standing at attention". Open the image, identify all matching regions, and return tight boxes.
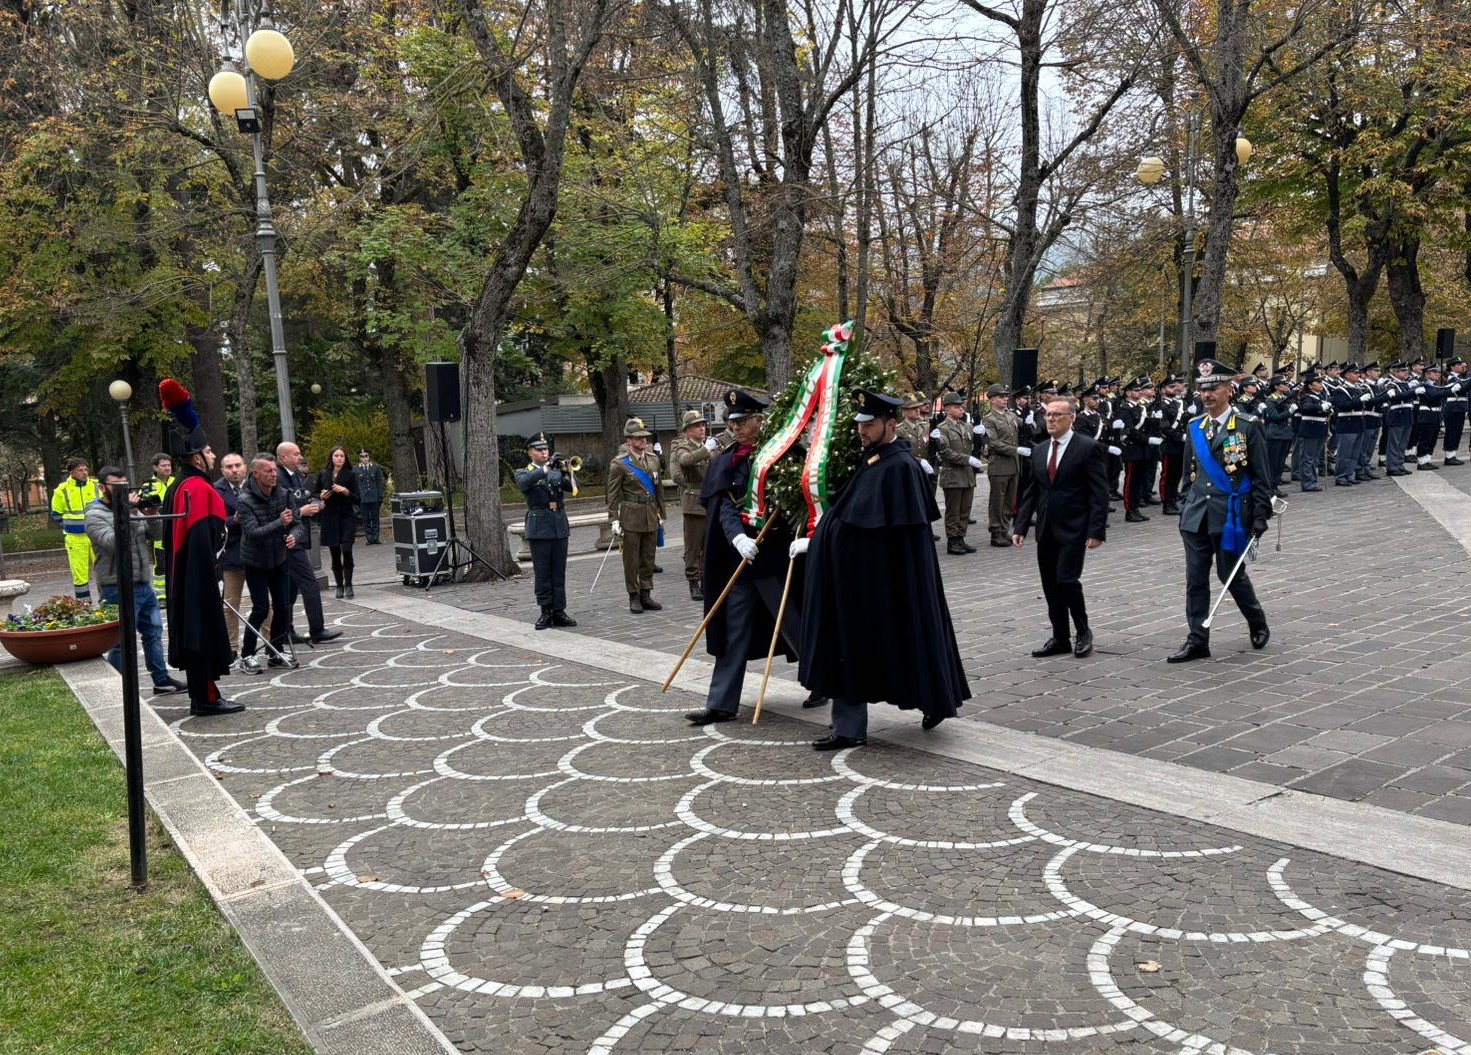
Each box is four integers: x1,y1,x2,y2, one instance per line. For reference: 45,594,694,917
515,432,577,630
670,410,719,601
932,391,983,554
979,383,1022,547
354,450,386,544
1442,357,1469,465
895,393,935,479
607,417,666,613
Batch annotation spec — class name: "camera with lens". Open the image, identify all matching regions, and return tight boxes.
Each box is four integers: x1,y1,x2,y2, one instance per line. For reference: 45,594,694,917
135,490,162,510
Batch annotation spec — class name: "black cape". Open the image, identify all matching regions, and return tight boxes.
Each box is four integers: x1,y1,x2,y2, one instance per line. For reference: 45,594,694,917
162,466,233,674
698,446,802,661
798,438,969,714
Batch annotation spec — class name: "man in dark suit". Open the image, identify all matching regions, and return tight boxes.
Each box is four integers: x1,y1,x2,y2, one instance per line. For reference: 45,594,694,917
1012,396,1109,658
1168,357,1274,662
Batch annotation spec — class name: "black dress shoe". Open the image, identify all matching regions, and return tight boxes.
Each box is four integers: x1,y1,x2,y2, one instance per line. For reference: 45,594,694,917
151,677,188,696
1161,504,1180,516
309,629,343,644
813,733,867,751
1250,625,1270,649
800,691,830,709
1301,485,1322,491
1386,470,1411,477
1419,462,1440,470
1445,457,1464,466
1031,637,1071,658
1073,630,1093,658
535,607,554,630
920,713,947,731
685,708,738,725
1108,491,1124,501
289,631,310,645
190,699,245,716
1125,510,1149,523
551,610,577,627
1166,642,1211,663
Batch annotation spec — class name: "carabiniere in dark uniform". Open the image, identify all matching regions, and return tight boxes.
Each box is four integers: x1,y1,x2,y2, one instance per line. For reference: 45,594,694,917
515,431,578,630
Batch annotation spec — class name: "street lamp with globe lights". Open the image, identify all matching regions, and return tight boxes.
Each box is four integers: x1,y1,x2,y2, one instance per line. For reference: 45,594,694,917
209,9,298,442
108,380,137,483
1135,128,1254,380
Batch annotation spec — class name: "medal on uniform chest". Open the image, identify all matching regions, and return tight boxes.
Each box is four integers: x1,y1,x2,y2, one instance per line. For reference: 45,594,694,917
1222,415,1246,473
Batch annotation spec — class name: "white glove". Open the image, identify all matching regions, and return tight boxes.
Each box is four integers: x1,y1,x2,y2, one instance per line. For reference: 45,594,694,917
653,442,663,455
1288,404,1298,413
973,423,986,435
704,436,719,451
731,534,759,562
920,458,934,475
788,537,810,560
1014,447,1031,458
968,455,984,468
1454,384,1463,394
1151,410,1163,419
1415,387,1426,395
1256,402,1267,412
1112,419,1125,429
1360,393,1371,403
1147,436,1163,446
610,519,623,537
1107,445,1122,456
929,428,942,440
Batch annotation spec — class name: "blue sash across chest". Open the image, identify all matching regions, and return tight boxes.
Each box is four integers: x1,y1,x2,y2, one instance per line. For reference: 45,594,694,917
1189,418,1251,555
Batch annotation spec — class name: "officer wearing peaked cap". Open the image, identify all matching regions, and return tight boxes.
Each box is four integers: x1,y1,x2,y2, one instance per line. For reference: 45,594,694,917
516,432,576,630
1443,357,1469,465
1168,357,1272,663
795,387,968,748
607,416,666,613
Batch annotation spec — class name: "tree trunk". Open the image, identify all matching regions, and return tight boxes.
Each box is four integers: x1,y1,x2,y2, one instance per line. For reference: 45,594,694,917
588,355,629,469
187,328,229,458
1386,233,1427,362
378,345,420,492
662,277,682,426
1190,121,1245,342
228,254,263,458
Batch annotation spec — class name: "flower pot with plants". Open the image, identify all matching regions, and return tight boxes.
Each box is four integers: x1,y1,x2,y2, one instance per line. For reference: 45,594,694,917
0,595,121,665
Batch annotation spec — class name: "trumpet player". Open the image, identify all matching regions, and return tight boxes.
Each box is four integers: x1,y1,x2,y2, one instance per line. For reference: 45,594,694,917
516,432,577,630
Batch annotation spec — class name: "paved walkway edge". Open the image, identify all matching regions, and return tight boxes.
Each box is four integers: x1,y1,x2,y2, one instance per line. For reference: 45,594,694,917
357,587,1471,893
1394,470,1471,556
55,659,458,1055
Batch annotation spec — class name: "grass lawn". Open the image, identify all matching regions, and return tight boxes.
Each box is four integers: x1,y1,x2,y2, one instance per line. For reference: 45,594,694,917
1,510,61,553
0,668,312,1055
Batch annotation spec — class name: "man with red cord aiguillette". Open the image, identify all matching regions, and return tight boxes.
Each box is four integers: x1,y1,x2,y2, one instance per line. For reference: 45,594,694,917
158,379,242,716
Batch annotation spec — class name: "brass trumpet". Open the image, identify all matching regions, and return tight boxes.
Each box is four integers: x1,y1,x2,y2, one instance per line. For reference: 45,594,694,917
552,454,583,473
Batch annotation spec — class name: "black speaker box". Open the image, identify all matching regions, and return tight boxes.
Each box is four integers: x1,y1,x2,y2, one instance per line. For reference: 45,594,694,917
1012,348,1039,393
425,362,461,423
1436,328,1456,360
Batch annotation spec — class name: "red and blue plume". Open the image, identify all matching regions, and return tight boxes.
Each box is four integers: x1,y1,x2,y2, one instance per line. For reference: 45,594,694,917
159,378,200,431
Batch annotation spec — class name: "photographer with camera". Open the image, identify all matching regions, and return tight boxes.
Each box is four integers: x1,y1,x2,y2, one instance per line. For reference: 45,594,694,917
514,432,577,630
84,467,187,695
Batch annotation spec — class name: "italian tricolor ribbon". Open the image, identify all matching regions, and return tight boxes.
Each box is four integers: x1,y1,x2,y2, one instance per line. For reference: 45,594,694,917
742,321,853,534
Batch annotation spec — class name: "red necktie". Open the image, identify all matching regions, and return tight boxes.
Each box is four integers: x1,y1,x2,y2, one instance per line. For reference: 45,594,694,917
1047,439,1059,482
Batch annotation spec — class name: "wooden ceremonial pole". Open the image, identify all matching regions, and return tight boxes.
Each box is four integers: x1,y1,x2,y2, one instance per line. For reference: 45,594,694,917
661,513,779,692
751,557,798,725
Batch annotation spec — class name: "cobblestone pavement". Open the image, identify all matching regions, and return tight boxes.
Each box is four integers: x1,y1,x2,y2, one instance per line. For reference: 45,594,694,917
433,473,1471,824
149,604,1471,1054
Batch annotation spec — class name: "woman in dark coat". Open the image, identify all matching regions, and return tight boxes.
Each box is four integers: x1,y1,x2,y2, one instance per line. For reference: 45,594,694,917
316,445,360,598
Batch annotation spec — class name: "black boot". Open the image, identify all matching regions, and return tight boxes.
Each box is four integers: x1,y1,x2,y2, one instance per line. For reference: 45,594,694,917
334,577,344,600
551,610,577,627
629,592,644,614
535,606,554,630
689,581,704,601
639,590,663,611
344,573,354,600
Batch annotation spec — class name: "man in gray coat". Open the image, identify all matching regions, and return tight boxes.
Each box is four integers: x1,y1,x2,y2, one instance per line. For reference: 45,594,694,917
84,467,186,695
932,391,982,554
515,432,577,630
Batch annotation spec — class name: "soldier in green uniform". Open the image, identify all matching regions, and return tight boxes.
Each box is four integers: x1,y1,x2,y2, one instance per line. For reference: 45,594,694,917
514,432,577,630
932,391,982,554
607,416,667,613
895,392,934,476
670,409,719,601
980,383,1022,546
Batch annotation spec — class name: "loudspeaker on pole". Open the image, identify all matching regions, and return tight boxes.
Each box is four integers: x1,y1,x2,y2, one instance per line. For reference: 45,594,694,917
425,362,462,423
1012,348,1038,394
1436,328,1456,361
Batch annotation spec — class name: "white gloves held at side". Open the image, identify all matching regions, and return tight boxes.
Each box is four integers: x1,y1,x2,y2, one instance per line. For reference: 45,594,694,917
1013,447,1031,459
973,423,987,436
1147,436,1163,446
920,459,934,475
1107,445,1122,456
1112,419,1125,429
968,456,984,469
788,537,810,560
930,428,943,440
611,520,623,537
731,534,760,562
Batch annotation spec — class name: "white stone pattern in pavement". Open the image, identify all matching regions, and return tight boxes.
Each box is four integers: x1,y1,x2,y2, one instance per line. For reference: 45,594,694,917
163,610,1471,1054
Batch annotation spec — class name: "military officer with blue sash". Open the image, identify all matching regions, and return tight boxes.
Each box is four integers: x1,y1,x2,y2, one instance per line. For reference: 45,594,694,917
515,432,577,630
607,417,667,613
1167,357,1274,663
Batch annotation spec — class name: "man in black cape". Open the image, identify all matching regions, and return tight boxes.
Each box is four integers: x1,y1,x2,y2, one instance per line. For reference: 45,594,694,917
158,379,241,716
792,388,970,749
685,389,808,724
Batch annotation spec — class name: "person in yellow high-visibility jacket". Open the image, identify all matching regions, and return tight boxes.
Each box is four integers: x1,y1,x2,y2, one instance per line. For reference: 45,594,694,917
139,452,174,601
50,458,100,599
